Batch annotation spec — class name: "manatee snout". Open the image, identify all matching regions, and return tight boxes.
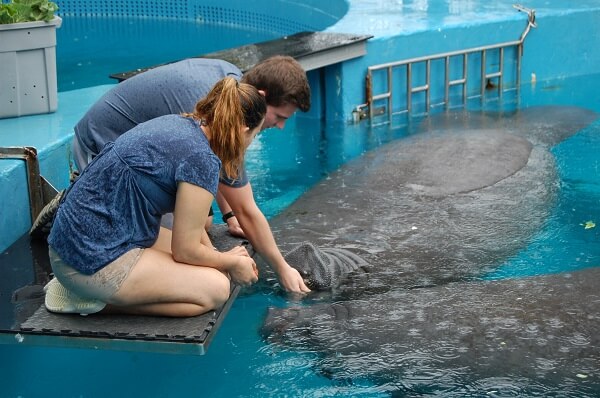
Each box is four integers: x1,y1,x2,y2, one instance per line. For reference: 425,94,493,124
284,242,369,291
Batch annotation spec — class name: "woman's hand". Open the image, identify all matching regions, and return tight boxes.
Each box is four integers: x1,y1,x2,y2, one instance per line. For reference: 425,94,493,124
226,245,258,286
225,245,250,257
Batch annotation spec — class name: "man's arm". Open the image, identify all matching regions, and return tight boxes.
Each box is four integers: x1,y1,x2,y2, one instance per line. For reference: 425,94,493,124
219,182,310,294
215,190,246,238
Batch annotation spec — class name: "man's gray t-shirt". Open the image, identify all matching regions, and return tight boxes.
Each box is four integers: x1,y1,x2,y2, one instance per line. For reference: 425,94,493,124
73,58,242,172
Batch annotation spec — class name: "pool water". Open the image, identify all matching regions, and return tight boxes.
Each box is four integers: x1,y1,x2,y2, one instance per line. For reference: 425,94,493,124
3,72,598,397
487,120,600,279
56,16,279,91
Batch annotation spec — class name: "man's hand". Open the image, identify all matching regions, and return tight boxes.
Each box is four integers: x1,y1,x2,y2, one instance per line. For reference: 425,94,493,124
226,216,246,238
278,265,311,294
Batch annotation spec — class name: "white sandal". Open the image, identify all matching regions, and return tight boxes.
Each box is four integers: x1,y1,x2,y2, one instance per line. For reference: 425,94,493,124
44,278,106,316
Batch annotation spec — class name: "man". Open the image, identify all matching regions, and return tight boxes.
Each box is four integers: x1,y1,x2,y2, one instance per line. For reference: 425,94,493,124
70,55,312,294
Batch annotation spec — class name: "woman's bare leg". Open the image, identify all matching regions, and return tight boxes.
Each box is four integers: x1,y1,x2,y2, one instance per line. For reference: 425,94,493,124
107,246,231,317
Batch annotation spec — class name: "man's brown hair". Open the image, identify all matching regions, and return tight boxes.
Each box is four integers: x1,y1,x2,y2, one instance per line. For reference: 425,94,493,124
242,55,311,112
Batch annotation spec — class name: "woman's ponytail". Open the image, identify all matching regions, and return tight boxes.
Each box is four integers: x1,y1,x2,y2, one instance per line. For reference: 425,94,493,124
191,77,266,179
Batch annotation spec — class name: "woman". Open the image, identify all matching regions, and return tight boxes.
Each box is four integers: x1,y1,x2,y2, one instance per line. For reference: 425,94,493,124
45,77,266,317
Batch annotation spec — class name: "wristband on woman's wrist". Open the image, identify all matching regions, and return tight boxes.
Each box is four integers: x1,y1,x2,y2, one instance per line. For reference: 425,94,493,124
222,211,235,223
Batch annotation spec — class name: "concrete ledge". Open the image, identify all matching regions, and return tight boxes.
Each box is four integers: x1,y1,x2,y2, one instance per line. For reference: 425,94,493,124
0,85,113,252
109,31,372,81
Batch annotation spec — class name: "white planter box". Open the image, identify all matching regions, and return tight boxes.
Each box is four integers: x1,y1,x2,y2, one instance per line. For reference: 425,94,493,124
0,16,62,119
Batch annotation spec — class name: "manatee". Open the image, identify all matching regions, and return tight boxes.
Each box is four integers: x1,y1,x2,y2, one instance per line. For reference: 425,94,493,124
417,105,599,146
257,106,598,297
262,266,600,396
258,105,599,394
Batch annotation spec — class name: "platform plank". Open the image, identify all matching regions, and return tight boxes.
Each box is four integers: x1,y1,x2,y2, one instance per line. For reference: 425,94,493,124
0,225,249,355
109,31,372,81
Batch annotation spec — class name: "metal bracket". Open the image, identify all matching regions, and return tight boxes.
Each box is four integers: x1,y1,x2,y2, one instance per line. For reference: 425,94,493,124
513,4,537,56
0,147,58,224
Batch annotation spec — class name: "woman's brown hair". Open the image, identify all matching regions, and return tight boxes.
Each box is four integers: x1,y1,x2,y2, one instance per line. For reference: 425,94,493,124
190,77,266,179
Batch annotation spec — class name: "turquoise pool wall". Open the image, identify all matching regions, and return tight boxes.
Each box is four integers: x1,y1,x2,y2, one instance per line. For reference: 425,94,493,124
54,0,348,33
1,2,600,252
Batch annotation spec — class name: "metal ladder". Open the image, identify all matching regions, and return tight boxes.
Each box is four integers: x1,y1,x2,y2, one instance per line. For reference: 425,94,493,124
0,147,58,224
355,4,536,124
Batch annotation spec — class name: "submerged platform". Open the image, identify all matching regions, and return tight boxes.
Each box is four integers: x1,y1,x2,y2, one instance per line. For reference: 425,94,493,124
109,31,373,81
0,225,249,355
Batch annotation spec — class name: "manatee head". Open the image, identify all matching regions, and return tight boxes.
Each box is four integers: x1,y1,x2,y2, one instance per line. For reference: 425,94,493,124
284,242,333,290
284,242,370,290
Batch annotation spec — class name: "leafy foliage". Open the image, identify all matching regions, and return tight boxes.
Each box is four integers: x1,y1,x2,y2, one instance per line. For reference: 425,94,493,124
0,0,58,24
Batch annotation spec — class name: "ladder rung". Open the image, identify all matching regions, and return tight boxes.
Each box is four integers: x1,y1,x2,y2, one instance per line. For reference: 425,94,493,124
411,84,429,93
449,78,466,86
372,92,391,101
485,71,502,79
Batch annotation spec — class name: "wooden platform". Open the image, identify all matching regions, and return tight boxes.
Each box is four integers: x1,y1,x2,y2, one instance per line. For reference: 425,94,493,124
109,31,372,81
0,225,249,355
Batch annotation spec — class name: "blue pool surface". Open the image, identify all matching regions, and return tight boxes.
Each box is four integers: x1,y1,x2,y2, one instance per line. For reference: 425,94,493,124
1,0,600,396
3,73,599,398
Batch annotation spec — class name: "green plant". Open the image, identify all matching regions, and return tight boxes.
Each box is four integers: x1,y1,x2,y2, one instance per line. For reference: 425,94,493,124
0,0,58,24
